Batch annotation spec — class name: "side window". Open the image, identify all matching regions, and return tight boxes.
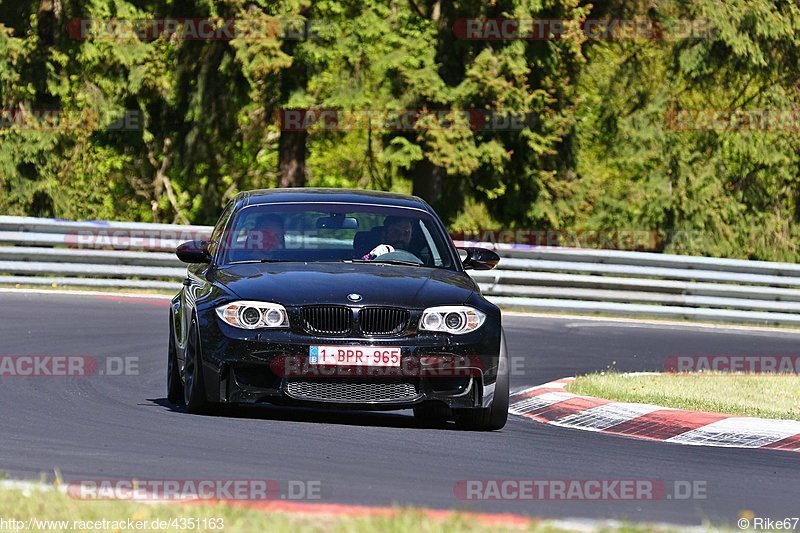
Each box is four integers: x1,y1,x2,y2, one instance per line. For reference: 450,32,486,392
419,221,444,267
208,202,235,260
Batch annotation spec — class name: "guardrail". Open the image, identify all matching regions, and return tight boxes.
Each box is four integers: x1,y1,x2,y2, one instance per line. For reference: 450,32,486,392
1,215,799,326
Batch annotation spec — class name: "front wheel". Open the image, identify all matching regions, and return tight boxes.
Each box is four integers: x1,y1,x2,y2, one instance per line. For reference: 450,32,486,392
454,332,509,431
166,316,183,405
183,320,211,414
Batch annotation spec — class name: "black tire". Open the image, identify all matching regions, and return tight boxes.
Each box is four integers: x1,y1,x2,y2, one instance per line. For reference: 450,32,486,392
413,402,451,425
166,317,184,405
454,331,510,431
183,320,211,414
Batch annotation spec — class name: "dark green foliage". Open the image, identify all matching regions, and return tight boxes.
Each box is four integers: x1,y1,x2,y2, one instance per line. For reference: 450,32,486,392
0,0,797,260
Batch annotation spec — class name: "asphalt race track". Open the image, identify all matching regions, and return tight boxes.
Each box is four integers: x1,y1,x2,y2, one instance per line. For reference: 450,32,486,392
1,291,798,526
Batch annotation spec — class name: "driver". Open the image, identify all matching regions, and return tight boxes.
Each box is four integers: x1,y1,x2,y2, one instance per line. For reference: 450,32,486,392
383,216,413,251
362,216,431,264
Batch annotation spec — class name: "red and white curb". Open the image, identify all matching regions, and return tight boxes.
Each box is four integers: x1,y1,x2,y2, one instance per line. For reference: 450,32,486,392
510,378,800,452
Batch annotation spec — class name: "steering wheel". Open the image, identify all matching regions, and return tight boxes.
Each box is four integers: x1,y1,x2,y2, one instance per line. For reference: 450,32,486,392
373,249,424,264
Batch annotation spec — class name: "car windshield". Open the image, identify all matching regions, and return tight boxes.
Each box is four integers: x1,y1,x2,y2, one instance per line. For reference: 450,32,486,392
219,203,455,269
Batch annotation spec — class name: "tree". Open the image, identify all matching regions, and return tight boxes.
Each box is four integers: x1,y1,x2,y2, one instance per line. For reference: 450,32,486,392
575,0,800,259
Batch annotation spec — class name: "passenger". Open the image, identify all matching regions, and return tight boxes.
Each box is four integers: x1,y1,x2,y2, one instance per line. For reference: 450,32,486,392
252,214,285,251
232,213,285,256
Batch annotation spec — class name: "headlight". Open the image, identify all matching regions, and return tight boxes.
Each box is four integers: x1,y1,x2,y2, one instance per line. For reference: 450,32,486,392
419,306,486,334
215,301,289,329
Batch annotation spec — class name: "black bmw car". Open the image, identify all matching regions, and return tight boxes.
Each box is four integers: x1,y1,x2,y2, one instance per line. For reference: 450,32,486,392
168,188,509,430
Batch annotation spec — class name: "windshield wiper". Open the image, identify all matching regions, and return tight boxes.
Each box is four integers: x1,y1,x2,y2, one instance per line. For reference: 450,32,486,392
347,259,423,267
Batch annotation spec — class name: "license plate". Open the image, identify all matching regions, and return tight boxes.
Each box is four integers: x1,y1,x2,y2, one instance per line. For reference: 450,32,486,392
309,346,401,367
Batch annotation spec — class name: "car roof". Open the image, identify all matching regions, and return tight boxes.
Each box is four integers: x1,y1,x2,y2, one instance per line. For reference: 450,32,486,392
233,188,432,212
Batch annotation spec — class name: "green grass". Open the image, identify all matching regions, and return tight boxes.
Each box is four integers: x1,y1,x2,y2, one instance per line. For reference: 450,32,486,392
568,372,800,420
0,487,518,533
0,486,734,532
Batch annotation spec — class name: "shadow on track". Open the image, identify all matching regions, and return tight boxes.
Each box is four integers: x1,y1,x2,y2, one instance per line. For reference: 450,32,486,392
146,398,464,431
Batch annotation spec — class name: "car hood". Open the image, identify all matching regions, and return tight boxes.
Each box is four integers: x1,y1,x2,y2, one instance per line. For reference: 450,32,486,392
213,262,477,308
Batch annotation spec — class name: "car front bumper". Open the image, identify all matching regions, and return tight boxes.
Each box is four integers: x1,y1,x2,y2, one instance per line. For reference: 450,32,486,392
195,307,502,411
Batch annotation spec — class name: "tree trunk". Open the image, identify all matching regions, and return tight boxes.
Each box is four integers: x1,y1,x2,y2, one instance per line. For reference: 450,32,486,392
34,0,61,108
277,8,309,188
412,157,444,206
278,129,307,187
37,0,60,47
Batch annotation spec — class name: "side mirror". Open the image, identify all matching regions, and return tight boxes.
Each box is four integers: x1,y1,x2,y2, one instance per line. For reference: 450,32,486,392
176,240,211,264
459,247,500,270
